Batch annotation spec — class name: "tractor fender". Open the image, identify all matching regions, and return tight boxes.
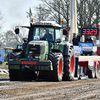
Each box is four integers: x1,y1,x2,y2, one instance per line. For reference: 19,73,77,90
63,42,73,56
51,49,62,53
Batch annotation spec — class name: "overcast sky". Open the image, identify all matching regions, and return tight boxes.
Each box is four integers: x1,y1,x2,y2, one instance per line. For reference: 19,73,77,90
0,0,41,32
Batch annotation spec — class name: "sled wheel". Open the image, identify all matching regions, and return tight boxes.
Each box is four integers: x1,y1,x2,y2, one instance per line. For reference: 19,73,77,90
95,62,99,78
75,65,80,79
86,68,95,78
63,48,75,81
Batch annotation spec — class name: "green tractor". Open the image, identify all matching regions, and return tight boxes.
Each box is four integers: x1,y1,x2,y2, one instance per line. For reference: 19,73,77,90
7,21,76,81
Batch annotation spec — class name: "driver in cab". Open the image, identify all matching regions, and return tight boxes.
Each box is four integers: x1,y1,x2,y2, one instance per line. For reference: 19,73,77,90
42,29,53,41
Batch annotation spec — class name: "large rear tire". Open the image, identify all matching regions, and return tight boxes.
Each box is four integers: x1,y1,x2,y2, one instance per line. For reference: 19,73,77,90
63,48,75,81
49,53,63,81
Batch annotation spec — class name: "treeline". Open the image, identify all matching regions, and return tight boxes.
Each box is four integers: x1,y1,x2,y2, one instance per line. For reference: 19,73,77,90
34,0,100,28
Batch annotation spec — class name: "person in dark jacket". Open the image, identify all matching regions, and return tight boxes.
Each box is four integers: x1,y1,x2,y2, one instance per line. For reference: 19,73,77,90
85,36,93,43
42,29,53,41
72,35,79,45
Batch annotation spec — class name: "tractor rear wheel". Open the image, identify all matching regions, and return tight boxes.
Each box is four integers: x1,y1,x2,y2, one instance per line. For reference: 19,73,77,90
49,52,63,81
63,48,75,81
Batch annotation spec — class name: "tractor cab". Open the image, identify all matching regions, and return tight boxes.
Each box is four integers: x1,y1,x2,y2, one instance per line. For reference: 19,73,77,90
29,21,63,55
28,21,62,42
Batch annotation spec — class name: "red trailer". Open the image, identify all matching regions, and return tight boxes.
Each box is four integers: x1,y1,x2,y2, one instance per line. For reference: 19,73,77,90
79,55,100,78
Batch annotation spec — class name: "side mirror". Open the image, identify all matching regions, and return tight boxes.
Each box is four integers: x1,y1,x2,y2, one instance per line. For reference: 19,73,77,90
63,29,69,36
23,38,28,42
14,28,19,34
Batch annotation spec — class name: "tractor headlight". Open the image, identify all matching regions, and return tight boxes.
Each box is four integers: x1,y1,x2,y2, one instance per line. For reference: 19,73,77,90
35,56,41,59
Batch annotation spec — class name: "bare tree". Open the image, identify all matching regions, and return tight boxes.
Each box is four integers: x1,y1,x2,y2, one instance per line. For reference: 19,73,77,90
1,25,28,48
35,0,100,28
33,4,51,22
34,0,70,28
77,0,100,28
0,10,5,47
0,11,5,30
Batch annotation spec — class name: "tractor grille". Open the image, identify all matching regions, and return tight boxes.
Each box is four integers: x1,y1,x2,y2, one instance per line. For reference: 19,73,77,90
28,42,45,54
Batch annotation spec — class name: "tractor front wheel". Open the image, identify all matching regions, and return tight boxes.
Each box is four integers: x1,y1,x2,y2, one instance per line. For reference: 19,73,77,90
49,53,63,81
9,69,23,81
9,69,37,81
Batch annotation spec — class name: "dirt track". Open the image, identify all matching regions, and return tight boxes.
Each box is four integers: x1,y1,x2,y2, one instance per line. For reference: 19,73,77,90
0,74,100,100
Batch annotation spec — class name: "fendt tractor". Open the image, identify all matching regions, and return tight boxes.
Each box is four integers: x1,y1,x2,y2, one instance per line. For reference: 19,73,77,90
7,0,100,81
7,21,76,81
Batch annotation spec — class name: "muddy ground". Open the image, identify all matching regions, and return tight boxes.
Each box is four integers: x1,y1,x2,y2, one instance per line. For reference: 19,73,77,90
0,65,100,100
0,72,100,100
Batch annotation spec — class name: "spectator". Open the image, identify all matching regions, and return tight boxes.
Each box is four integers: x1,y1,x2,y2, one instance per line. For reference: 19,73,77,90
85,36,93,43
72,35,79,45
42,29,53,41
77,33,81,42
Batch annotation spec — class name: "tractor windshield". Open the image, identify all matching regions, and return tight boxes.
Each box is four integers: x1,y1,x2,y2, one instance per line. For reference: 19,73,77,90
32,27,54,42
